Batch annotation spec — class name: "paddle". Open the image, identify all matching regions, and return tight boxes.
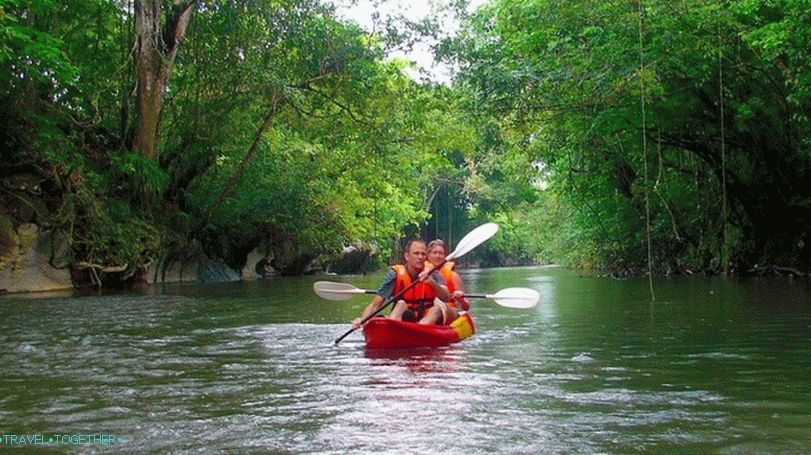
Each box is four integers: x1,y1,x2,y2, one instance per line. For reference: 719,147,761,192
331,222,499,345
462,288,540,309
313,281,376,299
314,281,540,309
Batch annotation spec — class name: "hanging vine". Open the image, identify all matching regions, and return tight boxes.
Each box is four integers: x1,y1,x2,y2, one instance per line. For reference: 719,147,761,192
638,0,655,300
718,9,729,275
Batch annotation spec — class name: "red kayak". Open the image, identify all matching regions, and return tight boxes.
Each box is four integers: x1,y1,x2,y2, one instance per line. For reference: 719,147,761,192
362,312,475,350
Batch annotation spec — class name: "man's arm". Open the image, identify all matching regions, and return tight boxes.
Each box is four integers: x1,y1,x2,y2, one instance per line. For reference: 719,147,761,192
424,271,451,301
351,269,395,328
352,295,386,328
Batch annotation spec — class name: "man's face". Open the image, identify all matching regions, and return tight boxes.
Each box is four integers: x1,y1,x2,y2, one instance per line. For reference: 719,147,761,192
404,241,427,271
427,245,446,265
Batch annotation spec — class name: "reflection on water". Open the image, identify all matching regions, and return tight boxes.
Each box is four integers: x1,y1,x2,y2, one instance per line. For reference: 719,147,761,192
1,268,810,453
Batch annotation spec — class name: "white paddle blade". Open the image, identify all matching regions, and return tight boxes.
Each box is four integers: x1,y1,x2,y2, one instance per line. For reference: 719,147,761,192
313,281,366,301
446,222,499,260
487,287,540,308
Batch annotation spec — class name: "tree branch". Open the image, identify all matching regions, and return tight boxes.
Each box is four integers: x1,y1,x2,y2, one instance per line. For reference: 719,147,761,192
203,93,286,225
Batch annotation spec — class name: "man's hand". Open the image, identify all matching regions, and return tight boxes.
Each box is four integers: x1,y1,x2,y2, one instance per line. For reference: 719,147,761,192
418,269,434,283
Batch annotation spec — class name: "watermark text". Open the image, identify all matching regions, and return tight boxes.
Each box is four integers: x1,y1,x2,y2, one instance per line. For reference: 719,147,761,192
1,433,123,446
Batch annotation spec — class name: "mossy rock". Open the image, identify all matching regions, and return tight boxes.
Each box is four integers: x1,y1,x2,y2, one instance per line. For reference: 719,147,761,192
326,241,379,274
0,214,18,265
17,223,39,252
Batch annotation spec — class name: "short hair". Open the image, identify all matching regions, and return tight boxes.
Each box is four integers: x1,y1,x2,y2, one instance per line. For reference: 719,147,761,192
427,239,448,254
404,238,426,253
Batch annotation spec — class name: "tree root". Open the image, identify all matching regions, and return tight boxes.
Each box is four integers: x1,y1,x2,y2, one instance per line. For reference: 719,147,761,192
747,264,805,277
76,261,129,288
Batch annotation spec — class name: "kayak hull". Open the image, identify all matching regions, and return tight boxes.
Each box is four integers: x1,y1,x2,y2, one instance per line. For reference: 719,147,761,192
362,312,475,350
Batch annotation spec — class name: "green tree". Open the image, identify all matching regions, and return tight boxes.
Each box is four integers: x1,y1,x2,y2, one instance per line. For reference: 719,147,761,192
441,0,810,274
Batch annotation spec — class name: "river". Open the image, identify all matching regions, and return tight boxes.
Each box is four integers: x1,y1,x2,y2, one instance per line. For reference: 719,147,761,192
1,266,809,454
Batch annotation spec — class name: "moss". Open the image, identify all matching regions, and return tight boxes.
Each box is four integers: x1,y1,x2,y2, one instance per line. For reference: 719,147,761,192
16,223,39,252
0,214,18,267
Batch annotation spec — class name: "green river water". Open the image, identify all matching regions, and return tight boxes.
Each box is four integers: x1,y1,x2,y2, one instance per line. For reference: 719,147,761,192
1,266,810,454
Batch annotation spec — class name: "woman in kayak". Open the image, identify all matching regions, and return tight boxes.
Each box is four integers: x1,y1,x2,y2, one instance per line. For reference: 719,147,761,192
426,238,469,325
352,239,450,328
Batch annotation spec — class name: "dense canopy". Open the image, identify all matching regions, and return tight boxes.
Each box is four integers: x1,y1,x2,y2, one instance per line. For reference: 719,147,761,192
1,0,808,289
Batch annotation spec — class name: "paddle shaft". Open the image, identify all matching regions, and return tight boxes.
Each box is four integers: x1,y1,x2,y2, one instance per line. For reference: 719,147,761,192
461,293,487,299
333,259,449,345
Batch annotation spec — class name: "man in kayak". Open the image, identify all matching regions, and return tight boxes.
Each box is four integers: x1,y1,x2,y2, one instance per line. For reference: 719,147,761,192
426,238,470,325
352,239,451,328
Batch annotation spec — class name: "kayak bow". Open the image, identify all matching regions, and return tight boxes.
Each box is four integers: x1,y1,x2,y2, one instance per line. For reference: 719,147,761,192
362,312,475,350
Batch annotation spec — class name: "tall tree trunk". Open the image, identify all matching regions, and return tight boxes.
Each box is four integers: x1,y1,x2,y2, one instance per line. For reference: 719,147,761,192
132,0,197,158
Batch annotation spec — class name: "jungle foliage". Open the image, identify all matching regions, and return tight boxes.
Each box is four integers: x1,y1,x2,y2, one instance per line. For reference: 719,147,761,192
1,0,808,287
1,0,479,284
440,0,810,275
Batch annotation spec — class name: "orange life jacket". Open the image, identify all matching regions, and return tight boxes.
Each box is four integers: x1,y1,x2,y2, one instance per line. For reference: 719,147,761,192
392,264,436,317
428,261,454,293
426,261,469,311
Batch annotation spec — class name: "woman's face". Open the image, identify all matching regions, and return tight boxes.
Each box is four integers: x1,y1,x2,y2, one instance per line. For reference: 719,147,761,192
427,245,446,265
